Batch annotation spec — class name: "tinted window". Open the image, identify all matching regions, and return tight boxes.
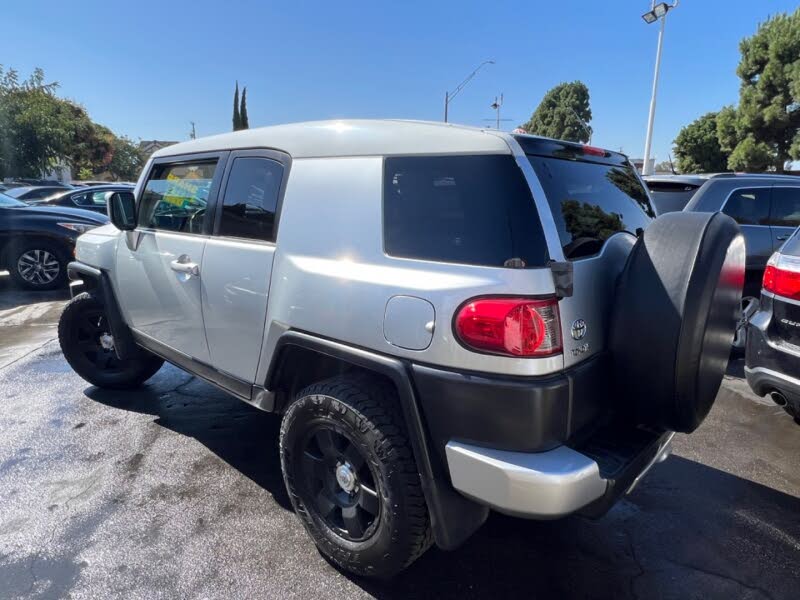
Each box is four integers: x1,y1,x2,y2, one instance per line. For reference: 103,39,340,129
645,181,701,215
218,157,283,242
139,161,217,233
383,155,548,268
90,191,112,206
528,157,654,259
71,191,92,206
722,188,770,225
769,187,800,227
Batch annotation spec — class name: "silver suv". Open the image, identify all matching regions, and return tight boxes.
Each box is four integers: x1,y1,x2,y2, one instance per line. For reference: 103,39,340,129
59,120,745,577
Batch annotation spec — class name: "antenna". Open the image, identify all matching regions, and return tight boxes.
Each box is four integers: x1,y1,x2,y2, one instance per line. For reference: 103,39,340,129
189,121,197,140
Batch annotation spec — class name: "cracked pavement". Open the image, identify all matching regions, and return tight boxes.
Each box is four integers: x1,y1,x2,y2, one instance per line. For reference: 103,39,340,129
0,275,799,599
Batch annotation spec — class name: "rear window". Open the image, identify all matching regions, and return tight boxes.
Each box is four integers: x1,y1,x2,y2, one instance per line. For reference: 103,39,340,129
645,182,701,215
527,156,654,259
383,155,549,268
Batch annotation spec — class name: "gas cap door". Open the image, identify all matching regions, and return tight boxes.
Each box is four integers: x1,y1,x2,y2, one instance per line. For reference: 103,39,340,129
384,295,435,350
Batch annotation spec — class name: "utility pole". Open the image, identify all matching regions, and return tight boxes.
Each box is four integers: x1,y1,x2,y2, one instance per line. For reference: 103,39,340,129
189,121,197,140
490,94,503,130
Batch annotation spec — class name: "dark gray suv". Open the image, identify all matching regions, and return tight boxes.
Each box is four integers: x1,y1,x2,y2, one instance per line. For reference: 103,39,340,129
684,174,800,347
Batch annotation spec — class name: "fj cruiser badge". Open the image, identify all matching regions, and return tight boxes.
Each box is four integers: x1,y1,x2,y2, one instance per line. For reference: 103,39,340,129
571,319,587,340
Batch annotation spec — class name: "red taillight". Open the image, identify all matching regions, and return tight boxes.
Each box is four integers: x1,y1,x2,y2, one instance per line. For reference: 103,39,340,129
763,253,800,300
454,297,562,357
582,145,608,157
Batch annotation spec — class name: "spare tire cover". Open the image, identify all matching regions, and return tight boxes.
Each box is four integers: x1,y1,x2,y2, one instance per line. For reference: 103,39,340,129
609,211,745,433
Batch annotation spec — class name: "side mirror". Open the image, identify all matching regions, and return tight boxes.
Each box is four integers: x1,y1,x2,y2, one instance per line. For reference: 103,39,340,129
108,191,136,231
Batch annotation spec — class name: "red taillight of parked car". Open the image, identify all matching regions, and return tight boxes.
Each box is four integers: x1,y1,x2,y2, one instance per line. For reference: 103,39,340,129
454,297,562,357
763,253,800,300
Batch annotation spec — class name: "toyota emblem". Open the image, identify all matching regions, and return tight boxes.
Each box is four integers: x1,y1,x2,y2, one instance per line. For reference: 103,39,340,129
571,319,587,340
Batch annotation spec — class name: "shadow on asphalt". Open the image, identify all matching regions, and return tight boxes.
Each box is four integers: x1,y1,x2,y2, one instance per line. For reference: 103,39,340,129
84,380,292,511
82,369,800,598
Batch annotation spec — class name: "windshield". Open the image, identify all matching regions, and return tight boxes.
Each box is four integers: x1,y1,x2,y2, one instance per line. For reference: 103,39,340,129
527,156,655,260
0,192,26,208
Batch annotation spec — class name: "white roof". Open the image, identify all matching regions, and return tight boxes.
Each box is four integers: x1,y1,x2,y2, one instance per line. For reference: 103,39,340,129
152,119,512,160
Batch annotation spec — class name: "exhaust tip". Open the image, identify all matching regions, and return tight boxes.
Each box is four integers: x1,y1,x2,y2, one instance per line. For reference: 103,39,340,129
769,391,787,406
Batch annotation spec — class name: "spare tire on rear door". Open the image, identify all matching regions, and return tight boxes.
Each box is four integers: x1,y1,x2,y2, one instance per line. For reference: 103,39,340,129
609,211,745,433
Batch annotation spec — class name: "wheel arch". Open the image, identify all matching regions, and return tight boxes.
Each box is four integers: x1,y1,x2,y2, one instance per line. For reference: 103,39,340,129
265,330,489,551
66,261,141,361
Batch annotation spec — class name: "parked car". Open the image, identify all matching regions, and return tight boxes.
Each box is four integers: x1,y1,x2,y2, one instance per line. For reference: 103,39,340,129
58,121,744,577
31,184,134,214
643,174,713,214
683,173,800,348
0,192,108,290
4,185,75,202
745,226,800,424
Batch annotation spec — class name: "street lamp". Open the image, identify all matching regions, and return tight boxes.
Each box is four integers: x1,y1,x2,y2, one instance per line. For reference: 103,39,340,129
444,60,495,123
641,1,678,175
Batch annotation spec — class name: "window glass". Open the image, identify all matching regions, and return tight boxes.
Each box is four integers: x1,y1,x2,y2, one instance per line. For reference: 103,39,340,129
91,191,112,206
139,161,217,233
218,157,283,241
527,156,654,260
722,188,770,225
769,188,800,227
71,192,92,206
383,155,548,268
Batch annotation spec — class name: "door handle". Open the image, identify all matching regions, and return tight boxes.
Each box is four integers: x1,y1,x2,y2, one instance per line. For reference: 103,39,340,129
170,255,200,277
776,234,790,241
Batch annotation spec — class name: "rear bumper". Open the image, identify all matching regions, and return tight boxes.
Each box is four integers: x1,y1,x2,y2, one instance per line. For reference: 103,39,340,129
413,353,611,460
745,305,800,416
445,431,674,518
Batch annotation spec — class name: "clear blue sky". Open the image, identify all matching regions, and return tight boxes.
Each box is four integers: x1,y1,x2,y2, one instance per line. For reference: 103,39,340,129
2,0,797,163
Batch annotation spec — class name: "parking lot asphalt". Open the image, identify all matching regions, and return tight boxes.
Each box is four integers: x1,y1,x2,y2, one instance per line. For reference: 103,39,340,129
1,276,799,599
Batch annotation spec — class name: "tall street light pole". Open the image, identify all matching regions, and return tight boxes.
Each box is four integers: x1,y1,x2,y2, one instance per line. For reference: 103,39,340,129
444,60,495,123
641,1,678,176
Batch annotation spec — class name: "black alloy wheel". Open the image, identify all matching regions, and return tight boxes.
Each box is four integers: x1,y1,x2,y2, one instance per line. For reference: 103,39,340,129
298,426,380,541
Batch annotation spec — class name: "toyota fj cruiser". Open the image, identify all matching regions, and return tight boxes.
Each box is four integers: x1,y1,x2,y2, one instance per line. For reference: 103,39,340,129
59,120,745,577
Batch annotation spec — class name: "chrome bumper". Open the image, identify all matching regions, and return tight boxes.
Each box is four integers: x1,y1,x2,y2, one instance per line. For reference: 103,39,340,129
445,433,674,519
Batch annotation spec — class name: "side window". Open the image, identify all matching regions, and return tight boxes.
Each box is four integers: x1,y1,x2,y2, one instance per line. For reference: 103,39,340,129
138,161,217,234
218,157,283,242
71,192,91,206
769,187,800,227
91,191,112,206
383,155,549,268
722,188,770,225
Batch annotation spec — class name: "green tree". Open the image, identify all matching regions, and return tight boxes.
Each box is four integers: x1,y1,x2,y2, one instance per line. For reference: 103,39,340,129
520,81,592,143
673,112,730,173
0,66,69,178
240,86,249,129
654,160,675,173
106,135,145,181
68,119,114,176
0,66,143,180
728,135,773,172
232,81,241,131
726,9,800,171
715,105,740,154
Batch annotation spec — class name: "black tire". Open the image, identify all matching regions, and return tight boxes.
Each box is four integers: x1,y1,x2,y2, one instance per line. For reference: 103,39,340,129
609,211,745,433
58,292,164,389
280,373,432,578
7,239,68,291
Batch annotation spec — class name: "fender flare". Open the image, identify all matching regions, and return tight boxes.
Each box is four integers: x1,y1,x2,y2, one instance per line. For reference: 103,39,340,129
66,261,141,361
266,330,489,551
